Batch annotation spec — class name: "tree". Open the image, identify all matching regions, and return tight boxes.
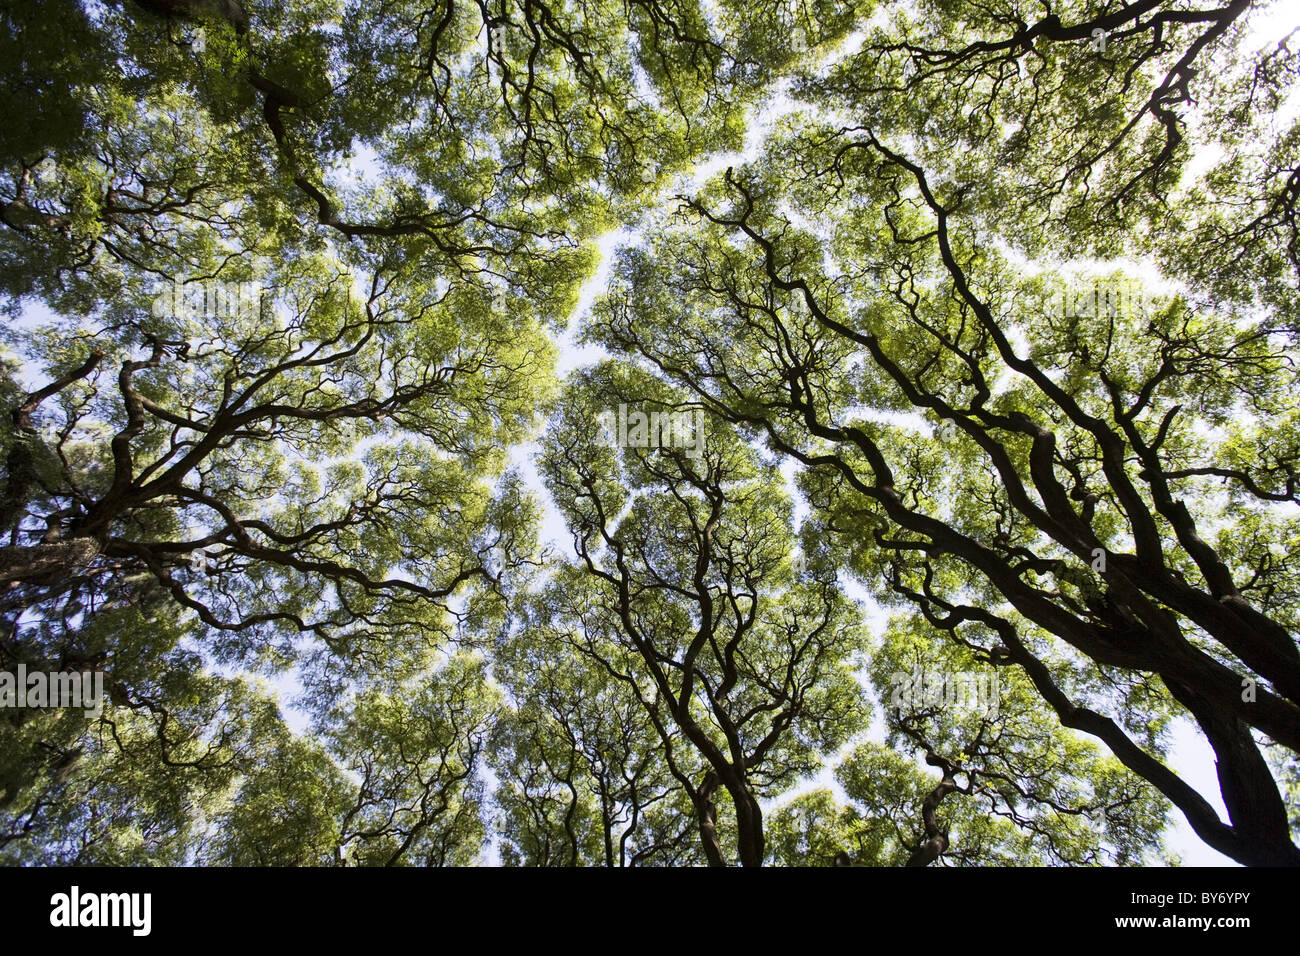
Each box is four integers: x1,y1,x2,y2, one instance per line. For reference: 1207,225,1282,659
5,0,1295,867
584,18,1300,859
3,637,498,865
526,365,875,865
491,629,701,866
1,0,811,858
768,621,1169,867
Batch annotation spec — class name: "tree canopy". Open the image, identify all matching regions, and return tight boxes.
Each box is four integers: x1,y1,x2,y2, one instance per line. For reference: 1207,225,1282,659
2,0,1297,866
